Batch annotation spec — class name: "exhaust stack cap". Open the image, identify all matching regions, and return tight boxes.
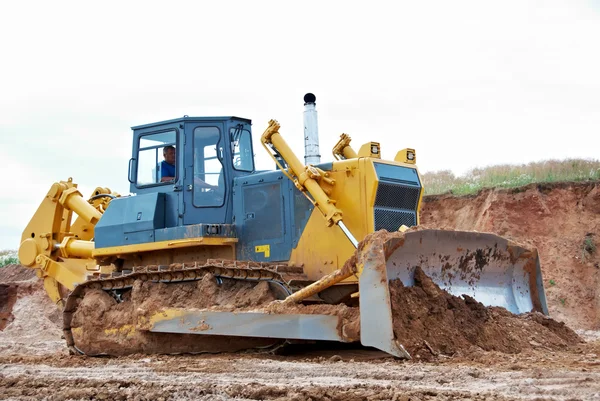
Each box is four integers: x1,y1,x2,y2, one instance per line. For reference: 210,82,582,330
303,93,320,165
304,93,316,104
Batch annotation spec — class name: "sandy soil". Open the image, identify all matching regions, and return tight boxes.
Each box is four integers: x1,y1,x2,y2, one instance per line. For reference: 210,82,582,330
1,182,600,400
0,268,64,357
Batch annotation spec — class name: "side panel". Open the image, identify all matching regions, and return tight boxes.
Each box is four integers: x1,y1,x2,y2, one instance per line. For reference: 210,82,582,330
233,170,314,263
290,186,314,248
288,159,365,280
234,171,291,262
154,224,236,242
95,193,165,248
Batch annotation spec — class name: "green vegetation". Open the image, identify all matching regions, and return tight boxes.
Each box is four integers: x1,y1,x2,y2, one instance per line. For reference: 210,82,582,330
548,279,556,286
421,158,600,196
0,250,18,267
582,235,596,261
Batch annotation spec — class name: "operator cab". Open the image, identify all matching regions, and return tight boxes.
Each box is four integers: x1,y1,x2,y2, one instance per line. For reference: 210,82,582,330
128,116,255,227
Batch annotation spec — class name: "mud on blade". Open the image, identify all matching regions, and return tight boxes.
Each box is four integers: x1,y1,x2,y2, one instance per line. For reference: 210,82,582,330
385,229,548,314
358,229,548,359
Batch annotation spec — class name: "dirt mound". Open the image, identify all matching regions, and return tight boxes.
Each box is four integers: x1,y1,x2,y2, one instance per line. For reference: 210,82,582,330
422,181,600,331
390,266,581,360
0,264,36,283
0,279,64,356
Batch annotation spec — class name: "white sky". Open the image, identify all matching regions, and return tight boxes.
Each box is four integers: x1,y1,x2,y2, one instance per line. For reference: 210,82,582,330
1,0,599,249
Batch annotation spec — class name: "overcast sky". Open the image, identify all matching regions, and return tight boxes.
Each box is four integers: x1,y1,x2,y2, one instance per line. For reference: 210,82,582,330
1,0,599,249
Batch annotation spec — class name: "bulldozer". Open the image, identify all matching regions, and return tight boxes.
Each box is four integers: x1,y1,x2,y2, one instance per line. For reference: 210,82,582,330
18,94,548,358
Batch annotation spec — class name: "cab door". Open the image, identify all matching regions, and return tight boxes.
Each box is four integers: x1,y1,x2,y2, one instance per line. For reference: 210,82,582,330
130,123,182,229
183,122,230,225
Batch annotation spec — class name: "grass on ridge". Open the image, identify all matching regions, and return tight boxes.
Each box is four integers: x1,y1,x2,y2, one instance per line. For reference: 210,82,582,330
0,249,18,267
421,158,600,196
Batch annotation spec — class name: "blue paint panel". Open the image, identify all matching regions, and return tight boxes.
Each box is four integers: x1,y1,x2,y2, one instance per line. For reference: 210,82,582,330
232,170,315,262
373,163,420,186
234,171,287,262
155,224,236,242
234,172,284,262
164,192,179,228
122,193,165,233
95,193,165,248
122,230,156,245
291,188,314,248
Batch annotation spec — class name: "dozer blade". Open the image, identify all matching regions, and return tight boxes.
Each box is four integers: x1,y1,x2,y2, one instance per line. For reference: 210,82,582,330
358,229,548,359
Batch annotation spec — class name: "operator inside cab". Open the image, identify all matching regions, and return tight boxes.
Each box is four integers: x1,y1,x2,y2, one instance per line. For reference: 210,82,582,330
160,145,216,190
160,146,176,182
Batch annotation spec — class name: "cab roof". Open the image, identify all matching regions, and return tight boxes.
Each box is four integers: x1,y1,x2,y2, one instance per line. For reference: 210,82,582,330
131,116,252,130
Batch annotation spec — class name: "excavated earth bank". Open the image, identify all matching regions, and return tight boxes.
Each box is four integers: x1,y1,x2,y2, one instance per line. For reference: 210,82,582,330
421,181,600,331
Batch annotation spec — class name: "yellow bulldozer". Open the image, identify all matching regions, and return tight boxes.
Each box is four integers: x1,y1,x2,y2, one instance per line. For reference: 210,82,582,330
18,94,548,358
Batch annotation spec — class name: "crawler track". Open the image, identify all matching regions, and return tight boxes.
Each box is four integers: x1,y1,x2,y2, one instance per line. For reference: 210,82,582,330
63,260,309,355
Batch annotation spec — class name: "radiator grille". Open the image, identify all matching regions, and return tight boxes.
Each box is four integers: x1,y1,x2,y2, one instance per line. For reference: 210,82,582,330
374,208,417,232
375,182,420,210
373,180,420,232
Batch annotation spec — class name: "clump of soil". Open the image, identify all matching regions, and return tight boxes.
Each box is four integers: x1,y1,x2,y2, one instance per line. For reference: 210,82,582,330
132,273,277,314
0,284,17,330
390,266,582,360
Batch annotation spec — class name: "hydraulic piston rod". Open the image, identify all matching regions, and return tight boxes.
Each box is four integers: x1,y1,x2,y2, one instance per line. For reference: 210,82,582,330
261,120,359,249
338,221,358,248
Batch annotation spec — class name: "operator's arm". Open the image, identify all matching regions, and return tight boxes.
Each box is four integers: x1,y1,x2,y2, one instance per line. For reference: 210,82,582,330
160,162,175,182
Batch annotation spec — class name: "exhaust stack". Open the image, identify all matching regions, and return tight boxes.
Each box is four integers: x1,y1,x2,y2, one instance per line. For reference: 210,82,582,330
303,93,321,165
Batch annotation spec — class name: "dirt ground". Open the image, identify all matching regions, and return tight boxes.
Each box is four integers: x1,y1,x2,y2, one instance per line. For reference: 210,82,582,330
1,182,600,400
1,344,600,401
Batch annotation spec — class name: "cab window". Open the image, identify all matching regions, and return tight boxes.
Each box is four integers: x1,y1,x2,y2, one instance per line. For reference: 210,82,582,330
193,127,225,207
230,125,254,172
136,131,176,186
